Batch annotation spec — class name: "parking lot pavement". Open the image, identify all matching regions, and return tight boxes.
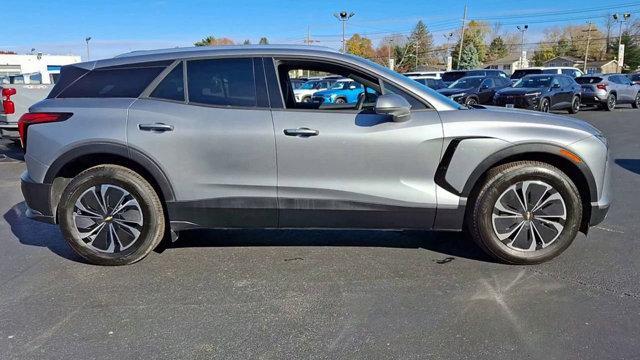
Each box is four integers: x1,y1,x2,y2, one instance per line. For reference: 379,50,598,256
1,107,639,359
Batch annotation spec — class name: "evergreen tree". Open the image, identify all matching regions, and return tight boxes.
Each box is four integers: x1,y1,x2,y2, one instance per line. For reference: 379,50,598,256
407,20,434,69
458,44,481,69
621,32,640,72
487,36,508,61
243,39,251,45
259,37,269,45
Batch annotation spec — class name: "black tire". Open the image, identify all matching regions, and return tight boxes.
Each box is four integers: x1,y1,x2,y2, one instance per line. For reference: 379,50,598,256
302,96,311,103
467,161,582,265
539,98,550,112
465,97,478,107
568,95,580,114
632,93,640,109
605,93,616,111
334,97,346,104
58,165,166,265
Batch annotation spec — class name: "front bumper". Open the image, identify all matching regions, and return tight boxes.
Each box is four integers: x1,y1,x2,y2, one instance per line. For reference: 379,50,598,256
21,172,56,224
493,95,539,110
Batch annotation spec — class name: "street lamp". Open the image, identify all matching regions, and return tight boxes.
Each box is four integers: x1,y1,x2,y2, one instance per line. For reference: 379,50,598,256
333,11,355,53
517,25,529,69
85,37,92,61
612,13,631,72
443,32,454,70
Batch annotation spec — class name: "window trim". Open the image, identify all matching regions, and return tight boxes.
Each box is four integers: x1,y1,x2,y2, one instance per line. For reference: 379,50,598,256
141,60,185,103
268,56,435,113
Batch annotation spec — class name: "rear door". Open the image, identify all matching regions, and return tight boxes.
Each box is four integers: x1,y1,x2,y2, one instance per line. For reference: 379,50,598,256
267,58,443,229
127,58,278,229
478,78,496,104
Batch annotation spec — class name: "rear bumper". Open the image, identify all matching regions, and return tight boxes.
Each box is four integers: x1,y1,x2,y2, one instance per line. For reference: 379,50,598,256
0,121,19,139
580,93,608,105
20,171,56,224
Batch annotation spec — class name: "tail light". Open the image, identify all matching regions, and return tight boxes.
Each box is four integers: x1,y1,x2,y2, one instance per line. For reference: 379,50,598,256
596,83,608,90
2,88,16,115
18,112,72,149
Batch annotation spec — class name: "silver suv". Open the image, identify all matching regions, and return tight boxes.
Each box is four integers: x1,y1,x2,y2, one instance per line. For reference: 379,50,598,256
577,74,640,111
19,45,611,265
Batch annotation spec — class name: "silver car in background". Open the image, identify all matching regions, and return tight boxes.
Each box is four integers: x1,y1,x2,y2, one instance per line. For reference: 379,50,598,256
577,74,640,111
18,45,611,266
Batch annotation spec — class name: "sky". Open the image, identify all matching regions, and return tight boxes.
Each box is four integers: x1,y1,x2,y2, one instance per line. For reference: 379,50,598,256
2,0,639,60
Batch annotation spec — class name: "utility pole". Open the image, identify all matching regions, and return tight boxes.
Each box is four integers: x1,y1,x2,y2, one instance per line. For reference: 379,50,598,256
304,26,320,77
517,25,528,69
583,22,594,73
85,37,92,61
333,11,355,53
456,4,467,70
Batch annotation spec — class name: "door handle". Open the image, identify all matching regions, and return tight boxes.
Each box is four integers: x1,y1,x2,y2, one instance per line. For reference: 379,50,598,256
283,127,319,137
138,123,174,132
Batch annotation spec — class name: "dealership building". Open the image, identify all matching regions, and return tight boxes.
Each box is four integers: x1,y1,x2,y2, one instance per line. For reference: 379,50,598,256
0,53,81,84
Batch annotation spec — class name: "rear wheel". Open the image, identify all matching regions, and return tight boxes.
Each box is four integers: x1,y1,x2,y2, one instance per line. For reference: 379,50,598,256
58,165,166,265
632,93,640,109
605,94,616,111
539,98,550,112
334,97,346,104
568,95,580,114
468,161,582,264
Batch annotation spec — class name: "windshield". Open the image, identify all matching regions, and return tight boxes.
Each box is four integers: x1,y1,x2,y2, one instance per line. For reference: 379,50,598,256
511,69,542,79
514,76,553,88
300,80,322,90
448,77,483,89
630,74,640,81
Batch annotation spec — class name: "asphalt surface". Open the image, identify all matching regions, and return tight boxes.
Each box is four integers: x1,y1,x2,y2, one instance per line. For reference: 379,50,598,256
1,107,639,359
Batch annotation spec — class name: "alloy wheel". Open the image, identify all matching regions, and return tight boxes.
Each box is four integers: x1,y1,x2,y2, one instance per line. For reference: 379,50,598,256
608,95,616,110
73,184,144,254
540,99,550,112
491,180,567,252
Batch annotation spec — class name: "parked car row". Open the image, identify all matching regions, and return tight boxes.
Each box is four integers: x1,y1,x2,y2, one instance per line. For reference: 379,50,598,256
405,69,639,113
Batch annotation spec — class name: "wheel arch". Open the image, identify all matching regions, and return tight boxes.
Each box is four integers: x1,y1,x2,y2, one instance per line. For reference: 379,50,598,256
44,142,175,220
459,143,597,233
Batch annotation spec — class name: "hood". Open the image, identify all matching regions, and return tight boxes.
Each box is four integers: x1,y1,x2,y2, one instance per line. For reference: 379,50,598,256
438,87,474,96
293,88,316,95
497,87,544,96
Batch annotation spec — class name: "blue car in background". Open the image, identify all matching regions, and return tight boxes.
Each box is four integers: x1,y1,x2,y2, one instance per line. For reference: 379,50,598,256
311,79,372,104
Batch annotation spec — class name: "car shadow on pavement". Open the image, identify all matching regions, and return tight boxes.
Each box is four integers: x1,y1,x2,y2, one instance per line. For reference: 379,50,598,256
615,159,640,175
3,202,86,263
164,228,495,263
0,140,25,162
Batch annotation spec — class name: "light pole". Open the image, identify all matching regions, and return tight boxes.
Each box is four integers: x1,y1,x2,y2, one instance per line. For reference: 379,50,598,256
517,25,528,69
443,32,454,70
333,11,355,53
387,38,394,69
612,13,631,72
85,37,92,61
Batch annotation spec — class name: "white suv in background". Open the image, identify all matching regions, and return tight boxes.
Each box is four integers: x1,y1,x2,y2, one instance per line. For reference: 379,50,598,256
403,71,444,79
293,79,336,102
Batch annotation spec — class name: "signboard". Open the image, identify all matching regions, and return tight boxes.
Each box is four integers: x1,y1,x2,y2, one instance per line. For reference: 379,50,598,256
618,44,625,71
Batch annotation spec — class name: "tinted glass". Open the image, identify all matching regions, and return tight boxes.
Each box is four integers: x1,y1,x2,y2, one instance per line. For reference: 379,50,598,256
187,58,257,107
576,77,602,84
48,65,90,98
442,71,466,82
630,74,640,81
383,81,426,110
511,69,542,79
542,69,558,74
59,67,165,98
482,78,494,88
449,77,483,89
150,64,184,101
514,76,553,88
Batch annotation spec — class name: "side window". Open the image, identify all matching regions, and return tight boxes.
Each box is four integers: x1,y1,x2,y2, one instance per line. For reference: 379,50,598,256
187,58,257,107
561,69,573,76
58,65,166,98
482,78,494,88
551,78,560,88
382,81,427,110
609,76,620,84
150,63,184,102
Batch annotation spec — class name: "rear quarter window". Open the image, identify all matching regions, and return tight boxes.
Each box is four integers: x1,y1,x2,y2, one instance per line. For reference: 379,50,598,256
187,58,257,107
58,65,166,98
575,77,602,84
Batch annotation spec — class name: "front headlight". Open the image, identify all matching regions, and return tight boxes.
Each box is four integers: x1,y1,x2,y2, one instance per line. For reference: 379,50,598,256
525,92,541,97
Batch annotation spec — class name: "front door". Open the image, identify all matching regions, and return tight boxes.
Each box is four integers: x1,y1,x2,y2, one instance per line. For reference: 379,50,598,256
267,61,443,229
127,58,278,229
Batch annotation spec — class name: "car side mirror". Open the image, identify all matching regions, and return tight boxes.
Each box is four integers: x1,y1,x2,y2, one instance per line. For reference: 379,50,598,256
375,94,411,122
552,83,560,89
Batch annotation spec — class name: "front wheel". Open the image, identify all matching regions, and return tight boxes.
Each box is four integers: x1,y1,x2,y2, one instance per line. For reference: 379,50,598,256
467,161,582,264
568,96,580,114
539,98,550,112
465,97,478,107
632,93,640,109
58,165,166,265
334,97,346,104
